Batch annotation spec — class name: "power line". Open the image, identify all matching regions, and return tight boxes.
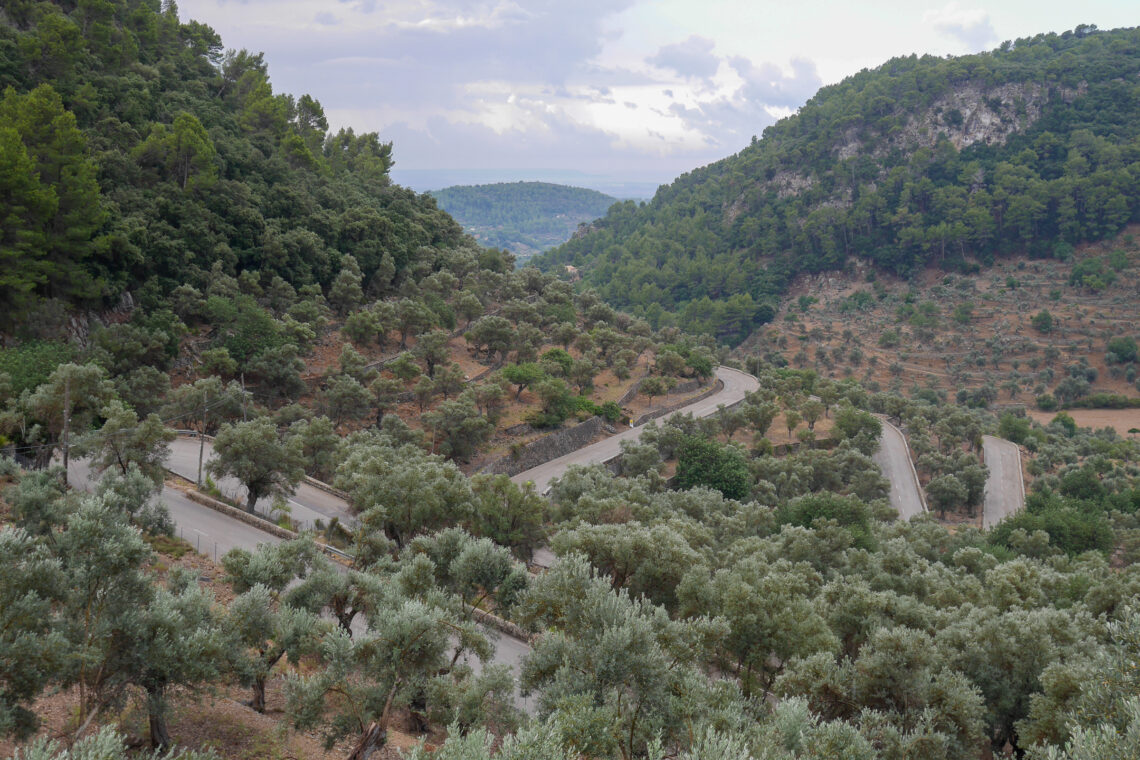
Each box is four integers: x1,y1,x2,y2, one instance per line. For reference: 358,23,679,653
3,391,254,459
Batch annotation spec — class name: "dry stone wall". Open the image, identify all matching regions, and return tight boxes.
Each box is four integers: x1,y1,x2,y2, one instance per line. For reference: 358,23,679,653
480,416,605,476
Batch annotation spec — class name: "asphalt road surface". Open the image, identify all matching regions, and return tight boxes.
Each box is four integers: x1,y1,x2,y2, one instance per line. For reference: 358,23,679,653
982,435,1025,529
511,366,761,494
166,436,354,530
67,457,285,561
872,418,927,521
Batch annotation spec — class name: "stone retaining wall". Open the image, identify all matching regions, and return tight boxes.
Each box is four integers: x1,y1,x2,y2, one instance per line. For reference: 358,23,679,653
633,379,724,426
480,415,605,476
469,607,533,642
183,489,299,541
303,476,352,502
617,376,646,406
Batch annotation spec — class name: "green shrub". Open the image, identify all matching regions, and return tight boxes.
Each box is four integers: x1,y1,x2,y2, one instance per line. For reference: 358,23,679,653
674,435,751,501
997,413,1032,444
780,492,875,550
989,498,1113,555
0,341,76,394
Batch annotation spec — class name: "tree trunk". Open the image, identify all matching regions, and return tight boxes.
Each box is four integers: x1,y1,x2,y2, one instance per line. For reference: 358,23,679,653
337,609,356,635
251,675,267,713
147,685,171,749
347,722,387,760
246,485,260,514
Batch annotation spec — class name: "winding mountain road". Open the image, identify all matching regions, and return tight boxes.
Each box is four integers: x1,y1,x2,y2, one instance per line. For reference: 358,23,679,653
66,369,759,710
982,435,1025,529
63,365,1008,716
511,366,760,494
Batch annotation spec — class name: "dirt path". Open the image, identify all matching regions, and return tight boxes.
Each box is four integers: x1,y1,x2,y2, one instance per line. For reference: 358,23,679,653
982,435,1025,529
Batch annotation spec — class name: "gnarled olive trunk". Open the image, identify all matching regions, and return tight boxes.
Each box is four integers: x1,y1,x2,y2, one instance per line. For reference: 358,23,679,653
251,674,267,713
147,684,172,749
347,722,387,760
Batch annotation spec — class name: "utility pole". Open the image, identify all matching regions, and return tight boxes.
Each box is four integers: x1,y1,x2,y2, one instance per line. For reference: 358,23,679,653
197,391,208,488
61,374,71,487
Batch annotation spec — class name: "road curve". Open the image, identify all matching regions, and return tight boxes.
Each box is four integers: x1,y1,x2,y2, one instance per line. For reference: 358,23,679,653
511,367,760,494
67,457,285,561
981,435,1025,529
64,365,754,714
166,437,355,530
872,417,927,521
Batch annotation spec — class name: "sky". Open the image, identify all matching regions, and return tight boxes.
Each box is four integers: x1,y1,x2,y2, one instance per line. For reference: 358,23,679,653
179,0,1138,192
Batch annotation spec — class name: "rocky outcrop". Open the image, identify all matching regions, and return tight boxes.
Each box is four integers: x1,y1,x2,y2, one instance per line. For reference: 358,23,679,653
837,81,1080,160
739,80,1084,209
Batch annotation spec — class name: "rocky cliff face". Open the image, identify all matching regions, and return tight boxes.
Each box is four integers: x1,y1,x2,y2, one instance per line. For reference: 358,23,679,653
837,80,1082,160
728,79,1084,218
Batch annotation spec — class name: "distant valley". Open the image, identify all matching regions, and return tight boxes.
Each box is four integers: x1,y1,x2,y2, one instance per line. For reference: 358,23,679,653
430,181,619,260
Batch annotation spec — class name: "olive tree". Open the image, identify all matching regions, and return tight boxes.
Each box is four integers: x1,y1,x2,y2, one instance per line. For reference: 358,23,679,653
208,418,305,513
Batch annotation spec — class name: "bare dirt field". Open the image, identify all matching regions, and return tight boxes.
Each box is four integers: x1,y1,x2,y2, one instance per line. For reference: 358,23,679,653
1027,408,1140,436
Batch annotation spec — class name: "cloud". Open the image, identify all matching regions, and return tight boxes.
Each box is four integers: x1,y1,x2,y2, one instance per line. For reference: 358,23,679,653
648,35,720,81
179,0,823,177
729,56,822,109
924,3,997,50
337,0,376,13
665,98,777,151
379,111,631,172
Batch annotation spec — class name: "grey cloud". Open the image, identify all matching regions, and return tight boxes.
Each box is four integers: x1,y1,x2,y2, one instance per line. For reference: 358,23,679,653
337,0,376,12
180,0,799,176
729,56,821,108
314,11,339,25
257,0,638,98
648,35,720,81
934,15,997,50
665,85,787,151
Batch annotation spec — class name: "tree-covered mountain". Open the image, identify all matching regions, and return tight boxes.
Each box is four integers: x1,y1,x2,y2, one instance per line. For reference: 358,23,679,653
0,0,470,330
537,24,1140,345
431,181,617,260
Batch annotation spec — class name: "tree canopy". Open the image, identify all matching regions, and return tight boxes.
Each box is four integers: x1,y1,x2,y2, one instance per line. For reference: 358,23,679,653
537,26,1140,344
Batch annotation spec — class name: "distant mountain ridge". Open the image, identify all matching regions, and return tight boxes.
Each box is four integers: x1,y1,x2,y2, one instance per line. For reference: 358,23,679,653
431,181,618,260
395,168,660,199
536,24,1140,345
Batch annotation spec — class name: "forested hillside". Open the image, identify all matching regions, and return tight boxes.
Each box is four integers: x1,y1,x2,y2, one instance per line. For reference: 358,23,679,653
431,182,617,259
538,25,1140,344
1,0,733,477
0,0,466,328
7,4,1140,759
